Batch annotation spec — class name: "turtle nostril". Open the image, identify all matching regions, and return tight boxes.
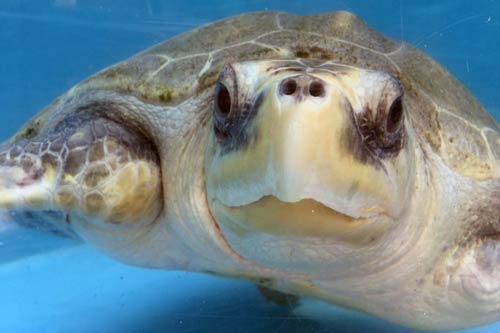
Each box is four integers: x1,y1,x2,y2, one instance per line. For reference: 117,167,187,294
309,81,325,97
280,79,298,96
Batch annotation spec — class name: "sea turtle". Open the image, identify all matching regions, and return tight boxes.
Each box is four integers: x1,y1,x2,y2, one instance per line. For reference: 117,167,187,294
0,11,499,330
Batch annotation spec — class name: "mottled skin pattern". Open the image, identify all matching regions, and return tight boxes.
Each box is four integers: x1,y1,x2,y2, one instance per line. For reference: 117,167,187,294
0,110,161,226
0,11,499,330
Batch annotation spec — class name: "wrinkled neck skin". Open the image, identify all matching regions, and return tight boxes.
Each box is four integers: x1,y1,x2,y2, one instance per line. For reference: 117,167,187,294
332,149,500,330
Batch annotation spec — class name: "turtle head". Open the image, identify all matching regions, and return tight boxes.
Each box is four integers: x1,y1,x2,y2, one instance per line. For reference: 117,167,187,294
206,60,418,271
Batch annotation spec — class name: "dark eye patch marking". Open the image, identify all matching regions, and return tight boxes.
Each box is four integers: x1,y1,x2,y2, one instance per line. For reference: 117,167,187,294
341,97,405,167
341,100,380,166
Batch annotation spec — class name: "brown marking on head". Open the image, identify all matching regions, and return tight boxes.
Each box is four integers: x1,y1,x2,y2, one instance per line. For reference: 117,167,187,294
341,95,406,167
341,101,380,166
294,46,334,60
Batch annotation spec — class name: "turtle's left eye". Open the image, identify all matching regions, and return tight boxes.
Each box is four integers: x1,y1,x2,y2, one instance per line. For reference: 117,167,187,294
213,65,239,143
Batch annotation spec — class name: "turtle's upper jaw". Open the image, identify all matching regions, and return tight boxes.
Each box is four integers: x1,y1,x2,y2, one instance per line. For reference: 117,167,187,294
214,167,385,220
206,60,417,252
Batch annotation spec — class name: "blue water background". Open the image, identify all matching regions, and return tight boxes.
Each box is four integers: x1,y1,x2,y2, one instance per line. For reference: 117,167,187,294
0,1,499,332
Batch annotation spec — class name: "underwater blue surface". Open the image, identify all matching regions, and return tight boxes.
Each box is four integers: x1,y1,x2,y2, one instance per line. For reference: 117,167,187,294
0,1,499,332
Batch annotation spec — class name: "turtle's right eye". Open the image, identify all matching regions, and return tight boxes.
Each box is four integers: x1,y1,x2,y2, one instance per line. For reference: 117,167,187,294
215,82,232,117
386,96,404,133
214,81,235,142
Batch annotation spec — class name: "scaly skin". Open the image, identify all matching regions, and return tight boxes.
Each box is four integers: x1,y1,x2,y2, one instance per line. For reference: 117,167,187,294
0,113,161,228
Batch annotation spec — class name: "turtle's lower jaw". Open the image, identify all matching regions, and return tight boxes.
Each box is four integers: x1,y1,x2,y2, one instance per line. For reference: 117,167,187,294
212,194,392,241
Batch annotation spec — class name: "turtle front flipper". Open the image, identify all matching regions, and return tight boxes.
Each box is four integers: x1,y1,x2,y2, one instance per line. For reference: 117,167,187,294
0,114,162,234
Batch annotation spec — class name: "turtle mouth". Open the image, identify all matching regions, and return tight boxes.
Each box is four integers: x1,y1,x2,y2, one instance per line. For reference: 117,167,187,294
214,195,385,239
